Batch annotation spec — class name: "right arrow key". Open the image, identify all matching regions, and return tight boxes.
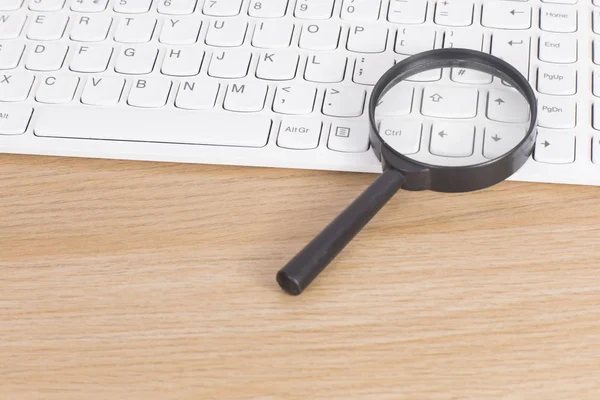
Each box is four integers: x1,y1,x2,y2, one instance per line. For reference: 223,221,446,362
533,130,575,164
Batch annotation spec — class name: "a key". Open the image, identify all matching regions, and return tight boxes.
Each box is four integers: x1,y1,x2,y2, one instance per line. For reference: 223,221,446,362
205,19,248,47
0,43,25,70
374,82,414,116
113,0,152,13
175,78,220,110
70,45,113,73
443,30,489,84
114,16,157,43
277,118,322,150
0,72,34,101
248,0,288,18
304,54,347,83
537,96,576,129
207,49,251,78
27,13,69,40
29,0,65,12
434,1,474,27
483,125,528,160
421,87,479,119
0,14,27,40
80,76,125,105
294,0,334,20
161,47,204,77
377,120,422,155
395,26,437,55
347,25,388,53
540,5,577,33
128,78,172,108
25,43,69,71
252,20,294,49
35,75,80,103
353,55,395,85
482,2,531,30
159,18,201,45
34,108,273,148
491,32,531,79
430,123,475,158
70,14,113,42
322,87,365,117
487,89,530,123
273,85,317,115
114,46,158,74
255,52,298,81
340,0,381,22
0,0,24,11
534,130,575,164
298,22,341,51
536,65,577,96
388,0,427,24
223,82,268,112
0,104,33,135
539,34,577,64
328,121,369,152
202,0,243,17
157,0,197,15
70,0,109,12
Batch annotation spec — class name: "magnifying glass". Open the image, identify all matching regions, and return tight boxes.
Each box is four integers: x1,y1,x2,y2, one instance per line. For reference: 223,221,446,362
276,48,538,296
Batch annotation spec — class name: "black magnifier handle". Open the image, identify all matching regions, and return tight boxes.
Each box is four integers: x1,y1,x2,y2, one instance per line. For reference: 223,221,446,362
277,168,406,296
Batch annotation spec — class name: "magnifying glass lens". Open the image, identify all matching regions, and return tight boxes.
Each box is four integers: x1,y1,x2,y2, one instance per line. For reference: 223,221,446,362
374,66,532,168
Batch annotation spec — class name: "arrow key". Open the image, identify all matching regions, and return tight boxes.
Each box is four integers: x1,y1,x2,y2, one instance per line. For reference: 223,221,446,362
482,2,531,30
487,89,530,123
429,122,475,158
483,125,528,159
534,130,575,164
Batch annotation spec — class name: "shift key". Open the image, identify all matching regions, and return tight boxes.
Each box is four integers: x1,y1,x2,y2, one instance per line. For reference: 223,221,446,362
0,105,33,135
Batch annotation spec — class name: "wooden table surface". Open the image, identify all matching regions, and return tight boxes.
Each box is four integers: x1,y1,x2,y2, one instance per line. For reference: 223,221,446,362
2,153,600,399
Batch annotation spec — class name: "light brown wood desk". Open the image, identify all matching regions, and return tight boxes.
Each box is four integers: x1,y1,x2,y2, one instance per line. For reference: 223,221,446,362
1,153,600,399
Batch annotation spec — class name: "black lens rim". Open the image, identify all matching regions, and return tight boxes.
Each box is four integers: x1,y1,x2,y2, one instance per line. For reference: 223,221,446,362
368,48,538,193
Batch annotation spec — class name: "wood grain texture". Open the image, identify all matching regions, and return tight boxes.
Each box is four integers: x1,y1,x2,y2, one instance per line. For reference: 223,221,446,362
1,153,600,399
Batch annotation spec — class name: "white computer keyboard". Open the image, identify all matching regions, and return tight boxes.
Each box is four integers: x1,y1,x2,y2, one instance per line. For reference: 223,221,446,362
0,0,599,185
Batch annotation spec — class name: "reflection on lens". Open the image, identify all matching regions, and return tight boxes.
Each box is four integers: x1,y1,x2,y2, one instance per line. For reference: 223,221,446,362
374,66,531,168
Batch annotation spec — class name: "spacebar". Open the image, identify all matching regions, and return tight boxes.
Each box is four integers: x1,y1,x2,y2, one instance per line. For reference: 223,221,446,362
34,108,272,148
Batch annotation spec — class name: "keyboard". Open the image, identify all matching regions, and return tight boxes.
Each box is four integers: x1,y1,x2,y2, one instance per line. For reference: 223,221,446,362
0,0,598,186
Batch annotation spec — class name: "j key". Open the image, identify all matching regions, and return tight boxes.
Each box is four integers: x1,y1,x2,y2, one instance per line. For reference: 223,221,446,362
128,78,172,108
323,87,365,117
537,65,577,96
434,1,474,27
207,49,251,79
538,34,577,64
157,0,197,15
340,0,382,22
27,13,69,40
374,81,414,116
491,32,531,79
0,43,25,70
273,85,317,115
255,52,299,81
252,20,294,49
328,121,370,153
483,125,528,160
298,22,341,51
70,0,109,12
70,45,113,73
223,82,268,112
161,47,204,77
347,25,388,53
25,43,69,71
0,72,34,101
29,0,65,12
0,104,33,135
294,0,334,20
114,46,158,74
421,87,479,119
113,0,153,14
205,19,248,47
534,130,575,164
0,14,27,40
202,0,243,17
540,4,577,33
277,118,322,150
377,120,422,155
304,54,347,83
159,18,202,45
353,55,395,85
537,96,576,129
114,16,157,43
388,0,428,24
35,75,80,104
70,14,113,42
80,76,126,106
175,79,220,110
482,1,531,30
430,122,475,158
395,26,437,55
248,0,288,18
487,89,530,123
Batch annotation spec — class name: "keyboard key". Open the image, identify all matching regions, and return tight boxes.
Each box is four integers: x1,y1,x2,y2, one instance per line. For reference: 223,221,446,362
0,0,24,11
340,0,381,22
175,78,220,110
434,1,474,27
353,54,395,85
207,49,251,78
27,13,69,40
377,120,422,155
486,89,530,123
323,87,365,117
70,0,109,12
444,30,490,84
491,32,531,79
223,81,268,112
593,136,600,164
127,78,172,108
483,125,527,160
304,54,347,83
202,0,243,17
161,47,204,76
114,16,156,43
534,131,575,164
159,17,201,45
114,46,158,74
482,2,531,30
205,19,248,47
29,0,65,12
277,118,322,150
347,25,388,54
70,45,112,73
374,82,414,116
35,75,80,104
273,85,317,115
539,34,577,63
34,108,272,148
538,96,576,129
395,26,436,55
298,22,340,51
328,121,369,153
25,43,69,71
248,0,288,18
0,72,34,101
536,65,577,96
80,76,125,106
70,14,113,42
252,20,294,49
256,52,298,81
0,104,32,135
540,5,577,33
388,0,427,24
113,0,152,14
0,13,27,40
430,122,475,157
157,0,197,15
294,0,334,20
0,43,25,70
421,87,479,119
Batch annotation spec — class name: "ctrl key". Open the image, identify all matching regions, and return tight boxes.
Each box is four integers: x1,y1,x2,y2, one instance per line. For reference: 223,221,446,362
0,105,33,135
